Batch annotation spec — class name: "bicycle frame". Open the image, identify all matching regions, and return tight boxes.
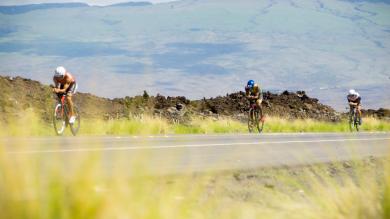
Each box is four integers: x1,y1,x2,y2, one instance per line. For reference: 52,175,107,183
349,106,358,119
250,103,258,110
249,103,265,121
60,95,66,117
349,105,360,131
57,94,71,120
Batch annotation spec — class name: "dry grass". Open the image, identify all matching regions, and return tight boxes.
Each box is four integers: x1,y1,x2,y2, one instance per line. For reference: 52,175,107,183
0,139,389,219
0,109,389,137
1,111,389,218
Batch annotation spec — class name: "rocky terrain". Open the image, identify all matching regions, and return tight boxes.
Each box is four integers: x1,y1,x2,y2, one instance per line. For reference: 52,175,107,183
1,75,387,123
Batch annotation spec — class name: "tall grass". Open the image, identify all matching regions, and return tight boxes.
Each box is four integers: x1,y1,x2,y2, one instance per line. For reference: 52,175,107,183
264,116,390,132
173,117,247,134
81,117,170,135
1,109,389,136
0,109,52,136
384,160,390,219
0,139,389,219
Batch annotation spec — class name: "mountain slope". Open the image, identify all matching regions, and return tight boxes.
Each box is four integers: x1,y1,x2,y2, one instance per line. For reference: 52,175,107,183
0,1,153,14
0,3,89,14
0,0,389,109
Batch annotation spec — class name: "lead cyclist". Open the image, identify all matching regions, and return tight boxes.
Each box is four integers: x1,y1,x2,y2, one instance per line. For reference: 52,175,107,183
52,66,78,124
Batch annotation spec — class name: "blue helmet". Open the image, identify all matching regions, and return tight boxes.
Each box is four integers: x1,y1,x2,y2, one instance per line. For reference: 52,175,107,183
247,80,255,88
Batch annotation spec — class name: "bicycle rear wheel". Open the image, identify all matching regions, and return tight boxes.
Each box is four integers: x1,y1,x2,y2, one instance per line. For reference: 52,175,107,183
53,103,66,136
70,106,81,136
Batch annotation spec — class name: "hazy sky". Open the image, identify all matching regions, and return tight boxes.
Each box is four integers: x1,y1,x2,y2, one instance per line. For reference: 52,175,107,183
0,0,176,6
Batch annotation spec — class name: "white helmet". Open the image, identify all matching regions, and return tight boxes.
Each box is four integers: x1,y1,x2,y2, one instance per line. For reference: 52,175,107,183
54,66,66,78
349,89,360,97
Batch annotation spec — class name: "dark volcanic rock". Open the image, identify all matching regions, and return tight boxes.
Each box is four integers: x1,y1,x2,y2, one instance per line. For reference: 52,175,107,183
193,91,340,122
0,75,367,123
362,108,390,119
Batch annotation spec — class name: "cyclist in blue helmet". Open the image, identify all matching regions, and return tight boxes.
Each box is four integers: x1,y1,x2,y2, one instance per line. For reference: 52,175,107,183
245,80,263,114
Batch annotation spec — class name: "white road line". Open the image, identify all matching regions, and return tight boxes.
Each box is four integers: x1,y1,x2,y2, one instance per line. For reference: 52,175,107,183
0,132,390,143
2,131,388,142
6,137,390,155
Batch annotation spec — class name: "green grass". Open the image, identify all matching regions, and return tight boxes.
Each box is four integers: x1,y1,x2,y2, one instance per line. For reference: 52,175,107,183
264,116,390,133
0,140,389,219
0,109,389,136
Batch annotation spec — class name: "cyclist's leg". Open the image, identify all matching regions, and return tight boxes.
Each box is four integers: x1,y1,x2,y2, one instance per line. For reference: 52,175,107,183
349,105,354,119
256,99,263,118
357,104,362,124
248,100,255,122
66,94,74,117
66,83,77,118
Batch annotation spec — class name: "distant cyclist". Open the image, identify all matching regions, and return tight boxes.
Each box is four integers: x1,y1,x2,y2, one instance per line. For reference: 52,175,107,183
347,89,362,124
245,80,263,116
52,66,78,123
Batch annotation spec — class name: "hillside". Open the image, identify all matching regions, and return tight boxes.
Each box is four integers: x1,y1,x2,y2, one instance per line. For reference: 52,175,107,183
1,0,389,109
0,75,343,123
0,76,126,122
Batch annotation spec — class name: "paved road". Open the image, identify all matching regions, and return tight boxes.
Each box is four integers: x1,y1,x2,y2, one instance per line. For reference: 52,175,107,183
2,132,390,175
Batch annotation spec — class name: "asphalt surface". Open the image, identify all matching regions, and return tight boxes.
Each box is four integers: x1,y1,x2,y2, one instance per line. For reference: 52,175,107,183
2,132,390,175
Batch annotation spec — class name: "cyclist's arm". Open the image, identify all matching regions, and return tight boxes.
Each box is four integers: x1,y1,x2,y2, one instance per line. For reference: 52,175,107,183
258,87,263,100
252,86,261,100
245,87,254,99
246,93,258,100
245,87,250,97
52,78,59,88
52,78,60,93
349,102,357,106
55,82,70,93
348,99,358,106
251,92,260,99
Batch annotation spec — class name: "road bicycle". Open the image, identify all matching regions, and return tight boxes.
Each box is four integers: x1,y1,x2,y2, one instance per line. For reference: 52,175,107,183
348,106,361,132
248,103,264,133
53,93,80,136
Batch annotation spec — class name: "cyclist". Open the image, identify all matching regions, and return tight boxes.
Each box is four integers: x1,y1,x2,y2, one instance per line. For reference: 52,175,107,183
245,80,263,117
347,89,362,125
52,66,78,123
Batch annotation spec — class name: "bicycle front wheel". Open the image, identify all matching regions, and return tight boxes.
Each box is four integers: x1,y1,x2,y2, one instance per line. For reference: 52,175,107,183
248,109,255,133
348,110,354,132
53,103,66,136
255,109,264,133
354,114,360,132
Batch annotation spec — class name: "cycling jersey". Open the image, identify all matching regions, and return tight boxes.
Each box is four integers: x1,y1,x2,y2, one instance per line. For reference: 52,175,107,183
245,84,261,97
59,82,78,95
347,94,361,105
53,72,77,95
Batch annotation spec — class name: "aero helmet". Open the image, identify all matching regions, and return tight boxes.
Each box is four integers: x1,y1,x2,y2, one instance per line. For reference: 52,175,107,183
247,80,255,88
54,66,66,78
